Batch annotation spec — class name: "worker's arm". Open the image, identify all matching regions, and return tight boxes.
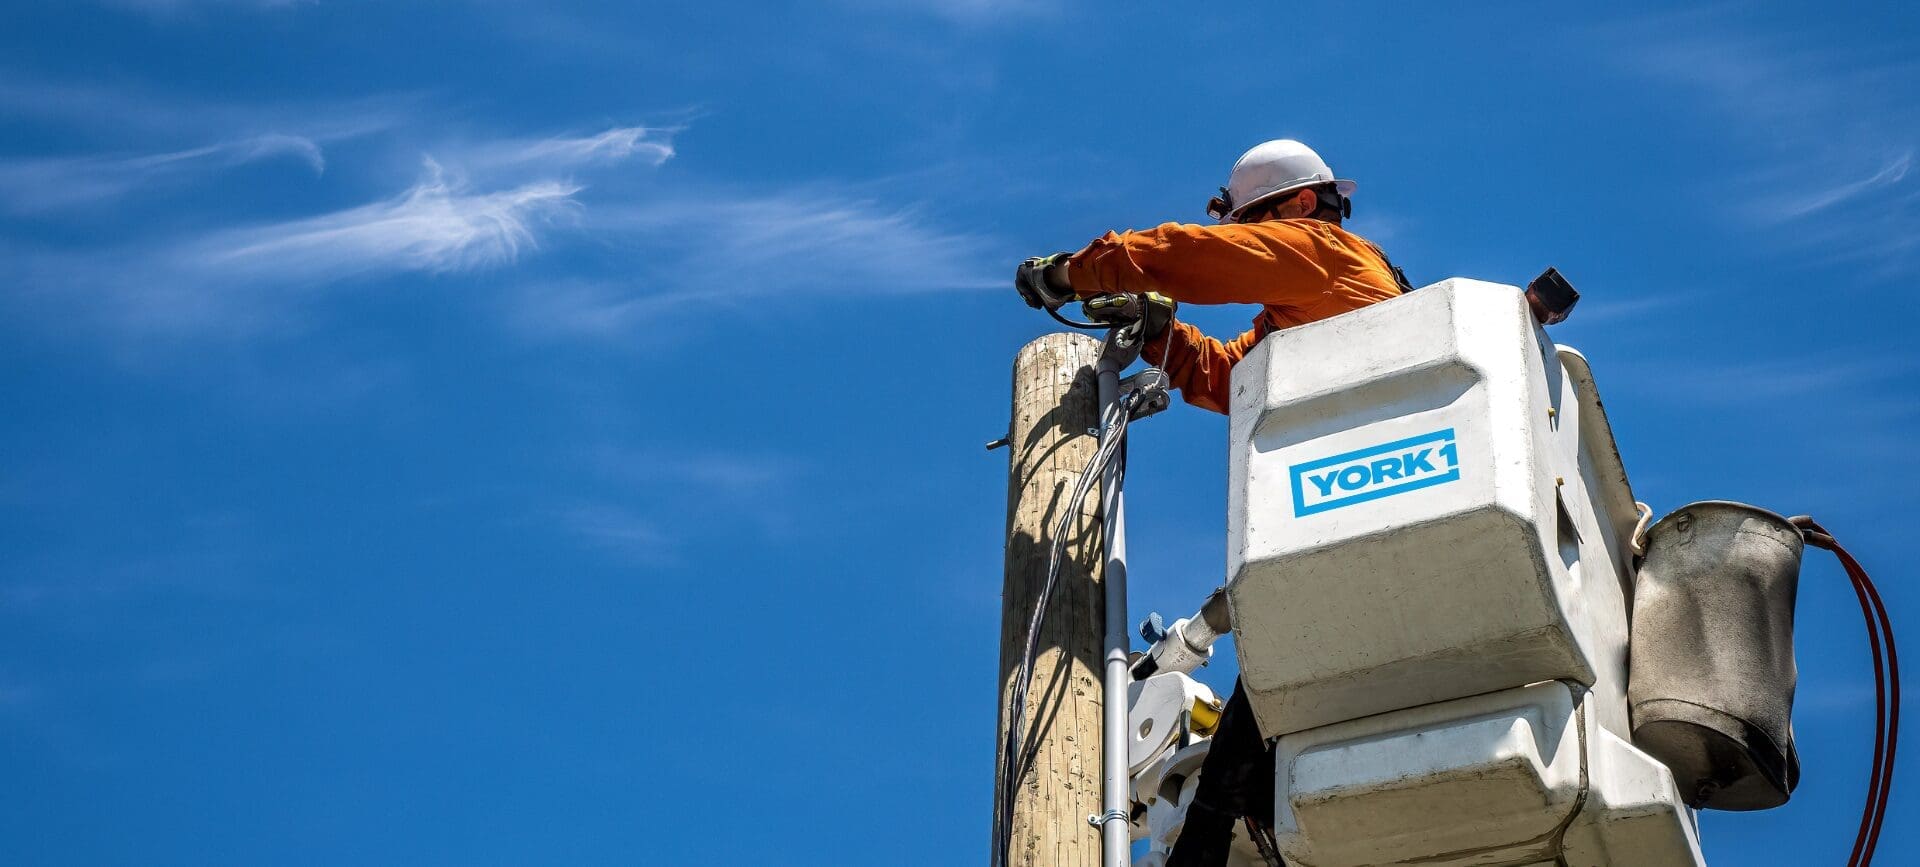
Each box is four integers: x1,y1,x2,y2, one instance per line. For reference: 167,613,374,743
1067,221,1330,308
1146,321,1267,415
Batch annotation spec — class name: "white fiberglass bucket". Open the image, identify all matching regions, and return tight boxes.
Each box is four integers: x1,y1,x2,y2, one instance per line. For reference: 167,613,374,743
1225,277,1700,866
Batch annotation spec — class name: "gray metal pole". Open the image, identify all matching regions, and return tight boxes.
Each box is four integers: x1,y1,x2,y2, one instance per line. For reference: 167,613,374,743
1095,349,1133,867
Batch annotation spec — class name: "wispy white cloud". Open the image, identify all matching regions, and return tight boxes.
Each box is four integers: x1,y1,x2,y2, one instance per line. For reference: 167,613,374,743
0,75,409,142
166,128,679,284
503,185,998,339
589,446,798,494
842,0,1061,25
190,159,580,280
0,508,278,616
683,194,997,295
5,166,583,340
3,121,684,339
1753,152,1911,222
471,126,677,172
3,98,988,348
174,133,325,172
99,0,314,13
0,679,34,710
505,190,997,339
553,503,674,564
0,73,415,224
1602,13,1920,273
504,279,698,339
692,196,990,290
1624,352,1920,409
1557,290,1701,327
548,447,807,564
0,133,324,214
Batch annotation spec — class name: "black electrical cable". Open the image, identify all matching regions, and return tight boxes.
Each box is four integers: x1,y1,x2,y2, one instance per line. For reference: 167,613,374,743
995,390,1139,867
1047,305,1111,331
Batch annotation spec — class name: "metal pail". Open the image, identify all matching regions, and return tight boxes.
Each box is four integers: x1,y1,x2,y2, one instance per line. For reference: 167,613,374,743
1628,500,1802,811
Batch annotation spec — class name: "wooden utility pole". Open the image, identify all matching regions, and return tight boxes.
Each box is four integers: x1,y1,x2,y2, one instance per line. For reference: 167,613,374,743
995,332,1106,867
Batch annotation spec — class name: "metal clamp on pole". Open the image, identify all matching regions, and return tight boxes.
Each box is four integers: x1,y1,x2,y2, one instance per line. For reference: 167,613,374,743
1121,367,1171,421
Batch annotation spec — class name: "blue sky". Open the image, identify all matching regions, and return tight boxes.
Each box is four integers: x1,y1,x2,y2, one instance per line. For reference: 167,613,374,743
2,1,1915,864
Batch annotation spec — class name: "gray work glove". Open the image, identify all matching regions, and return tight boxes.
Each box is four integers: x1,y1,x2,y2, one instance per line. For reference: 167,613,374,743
1015,253,1076,310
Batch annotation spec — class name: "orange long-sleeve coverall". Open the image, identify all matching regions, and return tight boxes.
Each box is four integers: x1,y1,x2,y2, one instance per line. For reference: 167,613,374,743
1066,218,1405,414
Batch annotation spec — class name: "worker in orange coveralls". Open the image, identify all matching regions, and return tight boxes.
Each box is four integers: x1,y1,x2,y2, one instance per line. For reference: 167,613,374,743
1016,138,1414,416
1014,139,1413,867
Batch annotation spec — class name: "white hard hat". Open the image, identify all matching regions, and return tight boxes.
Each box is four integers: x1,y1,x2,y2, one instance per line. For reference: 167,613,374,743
1208,139,1356,223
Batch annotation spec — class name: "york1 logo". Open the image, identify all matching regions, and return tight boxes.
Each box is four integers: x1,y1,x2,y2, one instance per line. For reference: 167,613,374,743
1289,428,1461,517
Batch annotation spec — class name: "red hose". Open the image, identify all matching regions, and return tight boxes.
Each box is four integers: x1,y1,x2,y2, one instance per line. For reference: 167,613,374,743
1792,517,1899,867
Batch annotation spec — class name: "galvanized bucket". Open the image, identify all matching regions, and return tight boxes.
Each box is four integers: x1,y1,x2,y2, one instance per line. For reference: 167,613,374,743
1628,500,1802,811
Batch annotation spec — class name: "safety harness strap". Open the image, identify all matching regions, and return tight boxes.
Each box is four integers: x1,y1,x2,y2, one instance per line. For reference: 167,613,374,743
1360,237,1415,295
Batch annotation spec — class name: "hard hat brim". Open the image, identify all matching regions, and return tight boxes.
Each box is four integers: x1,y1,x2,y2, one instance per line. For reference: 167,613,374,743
1224,178,1358,222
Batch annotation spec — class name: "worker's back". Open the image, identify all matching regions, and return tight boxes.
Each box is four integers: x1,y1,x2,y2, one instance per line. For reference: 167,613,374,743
1246,218,1404,329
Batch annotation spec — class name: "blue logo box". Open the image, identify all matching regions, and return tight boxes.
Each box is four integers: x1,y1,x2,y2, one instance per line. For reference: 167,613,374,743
1289,428,1461,517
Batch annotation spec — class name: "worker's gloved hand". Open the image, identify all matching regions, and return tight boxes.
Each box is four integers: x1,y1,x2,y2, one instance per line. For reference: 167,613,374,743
1081,292,1176,339
1015,253,1076,310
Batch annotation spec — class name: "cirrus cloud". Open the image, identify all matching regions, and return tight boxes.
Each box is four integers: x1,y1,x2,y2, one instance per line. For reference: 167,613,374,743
192,159,581,280
0,134,325,215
